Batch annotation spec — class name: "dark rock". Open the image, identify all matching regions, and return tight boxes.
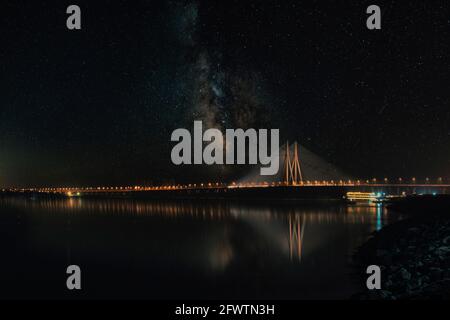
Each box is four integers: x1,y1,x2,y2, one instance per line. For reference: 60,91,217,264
378,290,394,300
353,215,450,299
436,246,450,256
389,265,400,273
430,267,443,281
399,268,411,281
443,236,450,245
384,280,393,288
359,290,394,300
412,278,422,289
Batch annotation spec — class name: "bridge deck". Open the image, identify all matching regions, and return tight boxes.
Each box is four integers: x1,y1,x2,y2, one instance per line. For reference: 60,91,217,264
2,183,450,195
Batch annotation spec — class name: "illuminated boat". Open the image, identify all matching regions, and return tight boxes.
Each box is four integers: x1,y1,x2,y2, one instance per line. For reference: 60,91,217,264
345,192,386,204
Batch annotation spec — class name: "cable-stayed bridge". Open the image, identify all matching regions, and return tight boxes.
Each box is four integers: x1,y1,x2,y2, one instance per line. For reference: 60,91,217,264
3,142,450,199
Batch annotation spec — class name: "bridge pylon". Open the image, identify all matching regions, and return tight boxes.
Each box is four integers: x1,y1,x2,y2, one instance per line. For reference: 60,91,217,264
284,141,303,185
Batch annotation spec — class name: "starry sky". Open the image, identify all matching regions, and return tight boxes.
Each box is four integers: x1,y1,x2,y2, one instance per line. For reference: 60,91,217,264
1,0,449,187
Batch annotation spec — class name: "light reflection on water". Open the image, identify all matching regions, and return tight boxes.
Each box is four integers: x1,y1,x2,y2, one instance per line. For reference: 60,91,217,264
0,197,400,299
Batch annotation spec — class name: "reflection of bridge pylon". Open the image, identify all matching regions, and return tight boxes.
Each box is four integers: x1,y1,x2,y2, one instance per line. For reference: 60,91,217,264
284,141,303,185
289,215,305,262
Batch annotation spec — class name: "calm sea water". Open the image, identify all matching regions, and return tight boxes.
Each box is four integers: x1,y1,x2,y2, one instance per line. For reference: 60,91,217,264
0,196,400,299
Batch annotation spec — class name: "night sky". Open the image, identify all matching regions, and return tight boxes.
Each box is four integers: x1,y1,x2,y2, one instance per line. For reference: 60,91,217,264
1,0,450,187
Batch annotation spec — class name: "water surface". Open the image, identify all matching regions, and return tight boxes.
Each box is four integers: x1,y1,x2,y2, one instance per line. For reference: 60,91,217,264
0,196,399,299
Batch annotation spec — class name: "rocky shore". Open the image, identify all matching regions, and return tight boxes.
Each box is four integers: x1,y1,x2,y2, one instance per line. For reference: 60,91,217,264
353,213,450,299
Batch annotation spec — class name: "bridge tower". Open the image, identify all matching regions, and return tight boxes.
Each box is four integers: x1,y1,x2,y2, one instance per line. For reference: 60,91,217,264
284,141,303,185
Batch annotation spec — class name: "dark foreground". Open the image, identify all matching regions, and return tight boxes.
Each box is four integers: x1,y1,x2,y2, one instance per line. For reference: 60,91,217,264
354,195,450,299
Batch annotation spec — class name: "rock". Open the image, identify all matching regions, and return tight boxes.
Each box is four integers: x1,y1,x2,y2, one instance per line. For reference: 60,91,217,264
353,217,450,299
408,277,423,290
430,267,443,281
399,268,411,281
378,290,394,300
384,280,393,288
443,236,450,245
436,246,450,256
360,290,394,300
389,265,400,273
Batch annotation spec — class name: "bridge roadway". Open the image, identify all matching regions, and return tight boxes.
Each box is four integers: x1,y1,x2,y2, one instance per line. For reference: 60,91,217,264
3,182,450,200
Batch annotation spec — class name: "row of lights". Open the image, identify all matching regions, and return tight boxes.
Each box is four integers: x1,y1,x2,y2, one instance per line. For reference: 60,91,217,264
3,177,448,193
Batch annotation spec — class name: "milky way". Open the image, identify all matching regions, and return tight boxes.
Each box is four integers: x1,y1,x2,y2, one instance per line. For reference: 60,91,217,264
173,0,272,131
